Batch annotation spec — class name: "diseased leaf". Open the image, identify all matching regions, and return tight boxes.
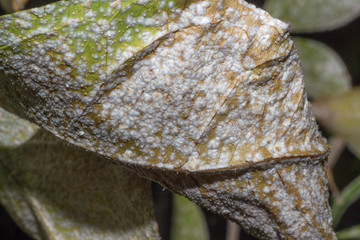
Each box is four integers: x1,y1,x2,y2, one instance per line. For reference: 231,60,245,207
264,0,360,32
137,158,335,239
332,174,360,228
171,195,208,240
0,107,160,240
0,0,336,239
293,37,352,100
312,88,360,158
0,0,327,172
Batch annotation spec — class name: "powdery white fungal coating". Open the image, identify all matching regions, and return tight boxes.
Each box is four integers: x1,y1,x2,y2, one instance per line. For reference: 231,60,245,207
135,156,336,239
0,0,328,171
0,1,336,239
0,0,189,111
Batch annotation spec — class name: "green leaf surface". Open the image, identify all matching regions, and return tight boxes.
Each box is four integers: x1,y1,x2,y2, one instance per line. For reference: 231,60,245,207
0,0,188,95
0,108,159,240
312,88,360,158
293,37,351,100
331,174,360,227
337,224,360,240
171,194,209,240
264,0,360,32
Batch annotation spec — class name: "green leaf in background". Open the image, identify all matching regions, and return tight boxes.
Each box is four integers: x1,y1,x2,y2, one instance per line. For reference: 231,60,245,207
0,107,40,238
264,0,360,32
331,174,360,227
337,224,360,240
293,37,351,100
0,0,28,13
0,107,38,148
312,87,360,158
171,194,209,240
0,107,160,240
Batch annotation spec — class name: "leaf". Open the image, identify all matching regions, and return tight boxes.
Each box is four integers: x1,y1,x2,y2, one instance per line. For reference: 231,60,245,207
0,0,28,13
0,106,38,148
0,0,336,239
0,0,219,171
293,37,352,100
0,0,328,172
264,0,360,32
312,88,360,158
0,107,160,240
171,194,209,240
332,174,360,228
337,224,360,240
141,158,335,239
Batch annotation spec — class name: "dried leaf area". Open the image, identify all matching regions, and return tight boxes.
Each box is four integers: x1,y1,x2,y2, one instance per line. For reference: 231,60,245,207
0,0,337,239
136,156,335,239
263,0,360,236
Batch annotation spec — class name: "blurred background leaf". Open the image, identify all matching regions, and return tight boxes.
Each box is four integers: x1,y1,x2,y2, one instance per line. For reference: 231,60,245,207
171,195,209,240
0,107,38,148
264,0,360,32
337,224,360,240
312,88,360,158
0,108,160,240
332,174,360,227
293,37,352,100
0,0,28,13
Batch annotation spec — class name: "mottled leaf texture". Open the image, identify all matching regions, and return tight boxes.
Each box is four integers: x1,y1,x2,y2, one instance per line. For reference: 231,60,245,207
264,0,360,33
0,108,159,240
0,0,336,239
293,37,352,100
